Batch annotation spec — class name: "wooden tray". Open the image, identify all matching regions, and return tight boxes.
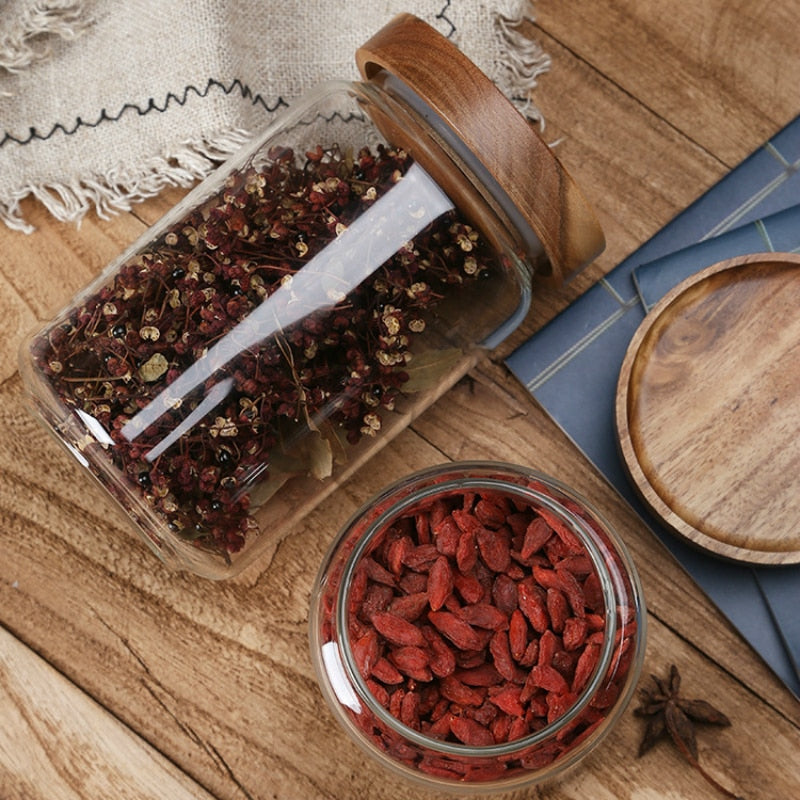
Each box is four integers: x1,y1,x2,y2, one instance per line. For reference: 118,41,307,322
615,253,800,564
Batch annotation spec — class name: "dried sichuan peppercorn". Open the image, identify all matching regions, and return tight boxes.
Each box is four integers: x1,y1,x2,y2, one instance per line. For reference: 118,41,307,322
21,15,604,579
312,462,645,790
25,144,510,566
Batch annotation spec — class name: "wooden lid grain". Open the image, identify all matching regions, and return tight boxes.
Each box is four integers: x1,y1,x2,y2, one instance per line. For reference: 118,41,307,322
356,14,604,284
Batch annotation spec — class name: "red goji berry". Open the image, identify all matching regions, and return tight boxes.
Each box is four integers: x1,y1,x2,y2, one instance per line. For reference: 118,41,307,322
474,498,507,529
371,611,427,647
372,656,404,684
457,602,508,631
455,527,478,573
400,690,421,729
489,630,518,683
491,573,518,616
488,684,525,717
387,534,413,576
477,526,511,573
452,570,485,605
403,543,440,572
518,578,549,633
427,555,454,611
563,616,589,651
521,516,553,559
428,610,485,651
352,629,380,678
433,515,461,556
450,715,495,746
388,591,429,621
546,587,569,633
530,664,569,695
389,646,433,682
508,609,528,661
572,641,601,693
439,675,486,706
454,663,503,687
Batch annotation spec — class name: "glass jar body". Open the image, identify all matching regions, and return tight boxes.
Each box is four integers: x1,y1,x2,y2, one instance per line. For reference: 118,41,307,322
310,462,646,793
19,82,533,578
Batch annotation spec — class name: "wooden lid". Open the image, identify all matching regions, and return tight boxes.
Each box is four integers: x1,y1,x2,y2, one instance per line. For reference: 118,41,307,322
616,253,800,564
356,14,604,284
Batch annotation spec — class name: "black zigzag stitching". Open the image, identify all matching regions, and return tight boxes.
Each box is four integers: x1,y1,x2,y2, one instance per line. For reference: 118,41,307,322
0,77,288,148
436,0,456,37
0,1,457,150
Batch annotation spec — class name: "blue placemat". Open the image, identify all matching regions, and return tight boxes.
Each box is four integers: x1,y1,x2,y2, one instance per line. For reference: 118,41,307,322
505,115,800,698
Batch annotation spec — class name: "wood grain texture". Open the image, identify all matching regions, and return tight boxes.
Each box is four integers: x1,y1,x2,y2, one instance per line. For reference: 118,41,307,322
534,0,800,167
1,1,800,798
0,626,215,800
356,13,605,284
616,254,800,563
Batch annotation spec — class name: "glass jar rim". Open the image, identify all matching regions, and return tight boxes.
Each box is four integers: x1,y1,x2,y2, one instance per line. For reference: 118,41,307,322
332,463,622,758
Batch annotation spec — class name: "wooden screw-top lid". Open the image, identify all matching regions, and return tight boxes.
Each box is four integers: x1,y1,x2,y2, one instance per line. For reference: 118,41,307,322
356,14,604,284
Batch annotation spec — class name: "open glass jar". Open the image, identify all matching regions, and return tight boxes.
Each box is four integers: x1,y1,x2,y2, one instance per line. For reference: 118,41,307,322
310,462,645,793
18,15,603,578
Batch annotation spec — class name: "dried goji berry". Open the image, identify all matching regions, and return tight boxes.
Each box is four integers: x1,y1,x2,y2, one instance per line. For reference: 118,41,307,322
455,527,478,573
423,626,457,678
537,506,583,554
427,555,454,611
387,534,413,576
335,482,635,773
389,646,433,682
400,690,421,729
563,617,589,651
508,609,528,661
372,656,404,684
477,526,511,572
371,611,427,647
517,578,549,633
432,515,461,556
449,715,495,746
428,611,485,651
454,663,503,687
489,629,518,683
474,498,507,529
537,629,558,668
388,591,429,621
529,664,569,695
352,629,380,678
403,543,440,572
439,675,485,706
457,602,508,631
452,570,485,605
488,684,525,717
451,508,482,536
360,582,395,620
572,641,601,693
546,587,569,633
491,573,518,616
366,678,390,707
521,515,553,559
361,556,396,586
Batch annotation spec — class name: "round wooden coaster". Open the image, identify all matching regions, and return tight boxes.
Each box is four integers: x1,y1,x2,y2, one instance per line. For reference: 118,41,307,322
615,252,800,564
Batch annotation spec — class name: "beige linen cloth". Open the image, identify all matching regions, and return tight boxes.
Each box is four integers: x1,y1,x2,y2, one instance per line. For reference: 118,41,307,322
0,0,548,232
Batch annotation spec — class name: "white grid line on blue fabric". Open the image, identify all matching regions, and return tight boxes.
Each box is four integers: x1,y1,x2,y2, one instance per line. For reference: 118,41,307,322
754,219,775,251
702,152,800,240
524,297,638,392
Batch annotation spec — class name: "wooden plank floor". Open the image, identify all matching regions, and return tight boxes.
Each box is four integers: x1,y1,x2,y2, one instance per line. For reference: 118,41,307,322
2,2,799,798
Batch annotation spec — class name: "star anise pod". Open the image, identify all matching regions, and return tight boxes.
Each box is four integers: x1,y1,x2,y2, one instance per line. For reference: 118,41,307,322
635,664,746,799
